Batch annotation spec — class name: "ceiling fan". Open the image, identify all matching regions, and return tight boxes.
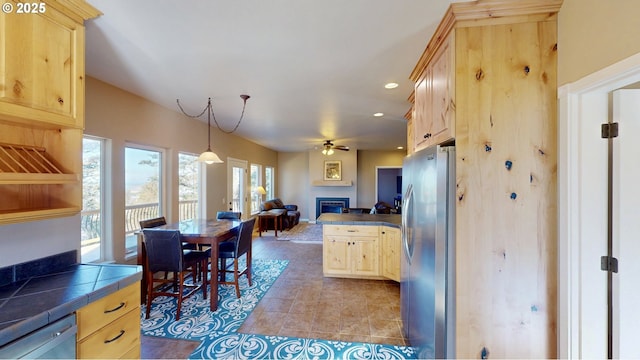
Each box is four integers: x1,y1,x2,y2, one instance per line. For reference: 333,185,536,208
321,140,349,155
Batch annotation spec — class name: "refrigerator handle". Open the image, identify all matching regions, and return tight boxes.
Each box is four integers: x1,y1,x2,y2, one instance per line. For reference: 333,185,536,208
401,183,413,263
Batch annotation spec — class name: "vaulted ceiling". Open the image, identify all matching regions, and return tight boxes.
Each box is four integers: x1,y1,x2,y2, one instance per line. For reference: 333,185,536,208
85,0,468,152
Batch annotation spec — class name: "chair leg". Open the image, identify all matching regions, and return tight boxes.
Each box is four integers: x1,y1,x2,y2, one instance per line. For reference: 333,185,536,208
145,271,154,319
246,248,252,287
176,272,184,321
219,258,227,282
233,259,241,298
201,259,207,300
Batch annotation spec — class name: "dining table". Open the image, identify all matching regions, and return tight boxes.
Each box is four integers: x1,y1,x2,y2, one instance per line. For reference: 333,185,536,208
143,218,241,311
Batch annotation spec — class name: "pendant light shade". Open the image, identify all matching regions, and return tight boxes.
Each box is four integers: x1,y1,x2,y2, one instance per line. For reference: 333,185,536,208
198,148,223,164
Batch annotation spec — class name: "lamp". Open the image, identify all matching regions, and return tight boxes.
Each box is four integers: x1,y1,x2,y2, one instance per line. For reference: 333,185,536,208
255,186,266,202
176,95,250,164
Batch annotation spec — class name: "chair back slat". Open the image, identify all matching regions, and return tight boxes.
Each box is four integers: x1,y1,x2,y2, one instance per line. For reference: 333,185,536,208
216,211,241,220
140,216,167,229
143,229,183,272
235,217,256,257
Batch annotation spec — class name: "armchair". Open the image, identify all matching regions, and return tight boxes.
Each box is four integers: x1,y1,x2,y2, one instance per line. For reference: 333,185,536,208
259,198,300,230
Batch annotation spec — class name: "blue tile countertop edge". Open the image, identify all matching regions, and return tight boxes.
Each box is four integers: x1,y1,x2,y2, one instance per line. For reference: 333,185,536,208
0,254,142,348
316,213,401,228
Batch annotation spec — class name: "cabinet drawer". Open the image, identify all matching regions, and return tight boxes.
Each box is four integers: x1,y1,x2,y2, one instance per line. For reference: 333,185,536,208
76,283,140,340
77,308,140,359
324,225,379,236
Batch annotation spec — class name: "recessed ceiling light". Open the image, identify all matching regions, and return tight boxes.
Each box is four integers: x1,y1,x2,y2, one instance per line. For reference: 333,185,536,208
385,82,399,89
397,146,404,150
373,112,384,117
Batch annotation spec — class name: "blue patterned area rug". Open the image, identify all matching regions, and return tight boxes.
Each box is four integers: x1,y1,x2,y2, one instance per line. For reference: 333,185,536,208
140,259,416,359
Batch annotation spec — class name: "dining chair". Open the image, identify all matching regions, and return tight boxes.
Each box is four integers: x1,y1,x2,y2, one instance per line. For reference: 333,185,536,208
142,229,208,321
216,211,241,220
217,217,256,298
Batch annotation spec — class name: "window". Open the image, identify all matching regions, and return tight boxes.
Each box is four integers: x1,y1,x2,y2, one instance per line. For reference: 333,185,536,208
81,137,106,263
265,166,274,200
250,164,262,214
178,152,200,220
125,145,164,259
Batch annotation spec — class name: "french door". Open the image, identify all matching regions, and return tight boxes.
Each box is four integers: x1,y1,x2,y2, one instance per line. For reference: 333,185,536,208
611,89,640,359
227,158,247,217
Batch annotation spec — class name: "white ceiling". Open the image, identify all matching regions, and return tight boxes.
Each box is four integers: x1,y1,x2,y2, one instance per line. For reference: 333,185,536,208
85,0,466,152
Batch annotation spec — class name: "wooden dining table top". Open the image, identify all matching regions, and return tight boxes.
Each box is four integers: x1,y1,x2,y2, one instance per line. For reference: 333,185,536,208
156,218,241,241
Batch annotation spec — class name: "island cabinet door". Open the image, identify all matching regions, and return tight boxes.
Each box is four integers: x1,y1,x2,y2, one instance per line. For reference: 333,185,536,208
351,236,379,276
381,227,401,282
323,235,350,275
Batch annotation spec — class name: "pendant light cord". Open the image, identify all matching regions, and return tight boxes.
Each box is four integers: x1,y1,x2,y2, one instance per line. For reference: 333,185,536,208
176,96,250,134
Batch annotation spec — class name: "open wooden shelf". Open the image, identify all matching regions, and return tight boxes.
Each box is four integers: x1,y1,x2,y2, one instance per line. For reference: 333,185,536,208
0,142,78,184
311,180,353,187
0,206,81,225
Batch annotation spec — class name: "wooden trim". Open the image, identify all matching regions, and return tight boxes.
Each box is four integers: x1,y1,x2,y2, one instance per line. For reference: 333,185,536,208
42,0,102,22
409,0,563,82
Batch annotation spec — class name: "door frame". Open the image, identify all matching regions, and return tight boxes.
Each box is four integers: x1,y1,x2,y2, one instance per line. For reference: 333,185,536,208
375,166,402,204
558,52,640,358
227,157,248,216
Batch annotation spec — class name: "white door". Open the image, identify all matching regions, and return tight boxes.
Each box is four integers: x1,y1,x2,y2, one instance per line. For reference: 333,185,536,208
227,158,247,216
612,89,640,359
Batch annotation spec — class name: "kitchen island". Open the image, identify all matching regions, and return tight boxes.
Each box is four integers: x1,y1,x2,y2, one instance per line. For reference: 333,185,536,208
317,213,401,281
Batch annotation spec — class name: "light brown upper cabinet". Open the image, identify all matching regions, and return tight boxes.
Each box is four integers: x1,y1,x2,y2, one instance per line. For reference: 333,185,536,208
0,0,101,224
412,34,455,152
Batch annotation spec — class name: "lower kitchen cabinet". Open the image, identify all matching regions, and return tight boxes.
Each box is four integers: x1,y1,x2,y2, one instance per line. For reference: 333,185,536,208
76,282,141,359
381,226,401,282
323,224,399,279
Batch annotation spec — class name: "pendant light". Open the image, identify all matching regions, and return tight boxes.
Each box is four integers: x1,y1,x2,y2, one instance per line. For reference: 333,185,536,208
177,95,250,164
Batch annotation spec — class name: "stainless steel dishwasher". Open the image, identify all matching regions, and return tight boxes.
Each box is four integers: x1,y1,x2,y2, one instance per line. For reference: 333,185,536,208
0,314,77,359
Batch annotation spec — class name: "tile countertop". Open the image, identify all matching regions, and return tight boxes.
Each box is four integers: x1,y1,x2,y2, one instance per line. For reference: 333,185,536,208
316,213,401,227
0,263,142,347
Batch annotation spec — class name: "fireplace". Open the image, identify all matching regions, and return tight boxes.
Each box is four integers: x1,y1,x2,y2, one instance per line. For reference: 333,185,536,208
316,197,350,219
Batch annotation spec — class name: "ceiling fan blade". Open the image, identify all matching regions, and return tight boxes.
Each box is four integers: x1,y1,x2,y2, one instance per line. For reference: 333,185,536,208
334,145,349,151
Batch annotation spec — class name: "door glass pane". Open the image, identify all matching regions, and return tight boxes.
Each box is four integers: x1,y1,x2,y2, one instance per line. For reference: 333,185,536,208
250,164,261,214
265,166,274,200
81,137,103,263
179,153,199,220
231,166,242,212
125,146,162,258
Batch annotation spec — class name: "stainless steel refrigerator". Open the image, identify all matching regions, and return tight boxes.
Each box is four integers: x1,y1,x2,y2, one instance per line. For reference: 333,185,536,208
401,145,455,359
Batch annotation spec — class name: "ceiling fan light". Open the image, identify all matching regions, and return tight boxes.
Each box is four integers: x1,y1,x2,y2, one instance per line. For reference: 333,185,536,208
198,149,223,164
327,148,334,155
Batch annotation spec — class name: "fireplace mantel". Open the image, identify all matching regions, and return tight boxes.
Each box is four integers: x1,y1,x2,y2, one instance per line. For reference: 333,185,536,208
311,180,353,186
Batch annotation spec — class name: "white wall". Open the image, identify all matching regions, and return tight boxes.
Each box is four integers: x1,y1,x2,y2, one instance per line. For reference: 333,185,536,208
0,217,79,267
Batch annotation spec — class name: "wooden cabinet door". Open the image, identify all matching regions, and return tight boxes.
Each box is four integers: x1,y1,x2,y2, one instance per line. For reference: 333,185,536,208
429,36,455,146
412,34,455,153
413,67,432,151
351,236,379,276
0,7,85,128
381,227,401,282
323,235,350,275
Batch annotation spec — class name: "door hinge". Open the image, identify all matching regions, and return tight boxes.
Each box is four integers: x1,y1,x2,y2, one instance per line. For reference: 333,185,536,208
601,122,619,139
601,256,619,273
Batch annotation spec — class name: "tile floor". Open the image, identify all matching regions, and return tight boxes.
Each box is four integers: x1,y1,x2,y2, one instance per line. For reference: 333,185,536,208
141,225,406,359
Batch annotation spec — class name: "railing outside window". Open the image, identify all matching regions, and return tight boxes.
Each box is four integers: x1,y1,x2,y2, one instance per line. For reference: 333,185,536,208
81,200,198,257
